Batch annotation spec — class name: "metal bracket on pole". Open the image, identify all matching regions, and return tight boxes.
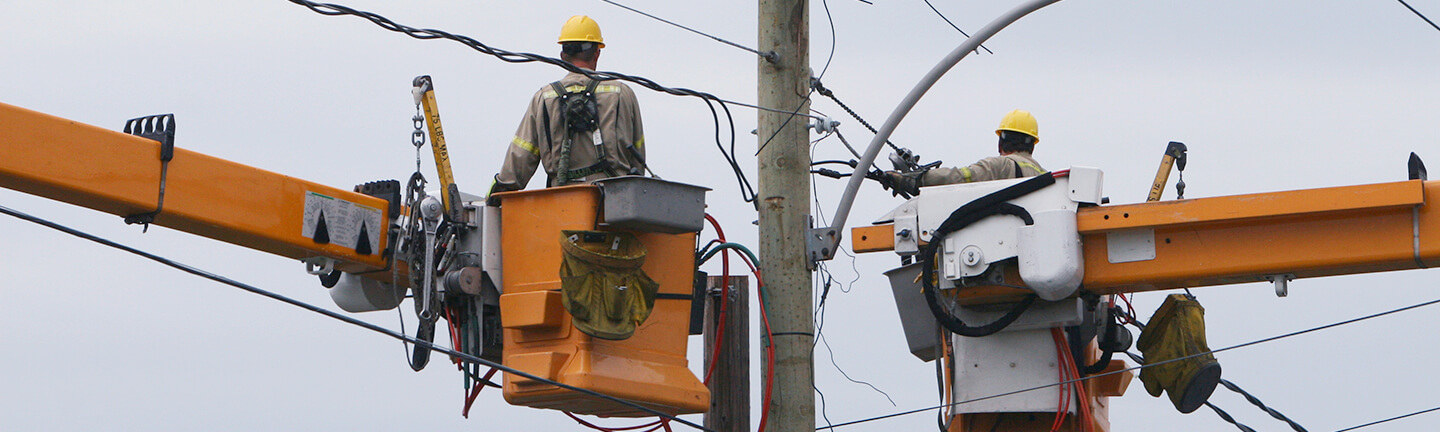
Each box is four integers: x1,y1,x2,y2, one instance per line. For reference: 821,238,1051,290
805,217,838,270
804,0,1063,269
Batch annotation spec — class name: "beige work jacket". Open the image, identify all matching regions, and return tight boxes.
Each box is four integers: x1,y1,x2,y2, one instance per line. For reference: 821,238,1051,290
493,72,646,192
921,151,1046,186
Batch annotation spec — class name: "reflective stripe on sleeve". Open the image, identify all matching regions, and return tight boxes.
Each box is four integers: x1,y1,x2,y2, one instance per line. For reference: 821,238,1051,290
961,167,974,183
512,136,539,156
1016,161,1047,174
634,136,645,151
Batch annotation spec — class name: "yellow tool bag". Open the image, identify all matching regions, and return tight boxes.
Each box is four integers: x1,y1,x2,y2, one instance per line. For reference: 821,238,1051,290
559,230,661,340
1137,293,1222,413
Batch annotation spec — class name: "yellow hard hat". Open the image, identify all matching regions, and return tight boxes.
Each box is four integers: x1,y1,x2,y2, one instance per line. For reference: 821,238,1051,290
558,15,605,49
995,109,1039,144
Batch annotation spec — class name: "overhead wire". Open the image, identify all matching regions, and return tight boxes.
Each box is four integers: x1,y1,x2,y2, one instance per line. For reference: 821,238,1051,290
1120,313,1307,431
815,293,1440,430
285,0,759,204
1123,352,1260,432
0,203,713,432
755,0,841,156
597,0,776,62
922,0,994,54
1397,0,1440,33
1333,405,1440,431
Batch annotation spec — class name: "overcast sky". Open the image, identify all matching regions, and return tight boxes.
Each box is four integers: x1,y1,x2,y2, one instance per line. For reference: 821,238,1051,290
4,0,1440,431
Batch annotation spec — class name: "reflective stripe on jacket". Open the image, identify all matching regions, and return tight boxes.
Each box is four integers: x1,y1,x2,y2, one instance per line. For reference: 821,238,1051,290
493,71,646,192
921,151,1045,186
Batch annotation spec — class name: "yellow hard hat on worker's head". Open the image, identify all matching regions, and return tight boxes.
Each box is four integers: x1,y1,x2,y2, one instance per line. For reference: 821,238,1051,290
995,109,1039,144
558,15,605,49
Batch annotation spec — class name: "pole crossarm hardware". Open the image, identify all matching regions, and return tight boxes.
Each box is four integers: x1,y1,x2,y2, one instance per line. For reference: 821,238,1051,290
852,179,1440,303
0,102,390,273
808,0,1064,266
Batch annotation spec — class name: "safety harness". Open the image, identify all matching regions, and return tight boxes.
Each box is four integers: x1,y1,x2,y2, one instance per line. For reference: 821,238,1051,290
546,80,619,186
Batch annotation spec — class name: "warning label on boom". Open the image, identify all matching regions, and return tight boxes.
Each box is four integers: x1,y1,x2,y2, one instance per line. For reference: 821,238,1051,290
302,191,384,252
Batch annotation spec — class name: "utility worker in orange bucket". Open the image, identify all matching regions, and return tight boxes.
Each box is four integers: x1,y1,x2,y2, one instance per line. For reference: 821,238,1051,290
489,15,647,196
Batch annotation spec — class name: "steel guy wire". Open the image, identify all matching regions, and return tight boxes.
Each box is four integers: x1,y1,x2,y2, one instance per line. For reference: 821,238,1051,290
597,0,777,62
922,0,994,54
0,203,712,432
815,294,1440,430
1397,0,1440,33
1333,405,1440,431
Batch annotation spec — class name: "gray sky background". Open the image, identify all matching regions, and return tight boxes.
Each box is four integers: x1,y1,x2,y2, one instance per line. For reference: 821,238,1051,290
4,0,1440,431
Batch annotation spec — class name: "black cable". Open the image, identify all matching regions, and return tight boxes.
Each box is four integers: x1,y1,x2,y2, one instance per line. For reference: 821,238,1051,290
286,0,757,205
1334,405,1440,431
813,79,901,154
0,204,712,432
922,0,994,54
816,293,1440,430
1125,352,1264,432
1397,0,1440,33
598,0,775,61
1205,401,1260,432
1220,379,1308,431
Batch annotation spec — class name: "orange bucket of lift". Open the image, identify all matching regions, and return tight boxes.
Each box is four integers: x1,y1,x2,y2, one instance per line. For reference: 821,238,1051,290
493,182,709,416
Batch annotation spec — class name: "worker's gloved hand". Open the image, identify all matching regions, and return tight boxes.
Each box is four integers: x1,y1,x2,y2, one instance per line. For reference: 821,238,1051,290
1137,294,1222,414
884,170,921,197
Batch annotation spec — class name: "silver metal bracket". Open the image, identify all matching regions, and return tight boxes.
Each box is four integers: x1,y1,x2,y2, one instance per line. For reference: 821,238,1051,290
302,256,338,276
1266,273,1295,297
806,216,840,270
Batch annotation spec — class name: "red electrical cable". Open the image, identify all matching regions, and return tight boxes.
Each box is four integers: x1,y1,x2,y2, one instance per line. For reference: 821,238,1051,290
1053,329,1097,432
461,367,498,418
1050,328,1070,432
701,214,730,384
731,251,773,432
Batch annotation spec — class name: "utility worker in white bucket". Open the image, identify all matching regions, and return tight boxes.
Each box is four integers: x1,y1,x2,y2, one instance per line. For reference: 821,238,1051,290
888,109,1047,194
489,15,647,196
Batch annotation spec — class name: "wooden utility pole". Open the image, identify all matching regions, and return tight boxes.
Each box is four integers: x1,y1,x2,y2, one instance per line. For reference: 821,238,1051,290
757,1,813,431
703,275,749,432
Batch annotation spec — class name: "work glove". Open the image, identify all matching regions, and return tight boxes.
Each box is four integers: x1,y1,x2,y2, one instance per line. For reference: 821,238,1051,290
883,170,921,197
1137,294,1222,413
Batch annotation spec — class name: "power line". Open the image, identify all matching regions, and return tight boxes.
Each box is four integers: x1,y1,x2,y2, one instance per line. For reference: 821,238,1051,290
0,203,713,432
922,0,994,54
286,0,759,205
816,294,1440,430
597,0,777,62
1334,405,1440,431
1124,352,1283,432
1397,0,1440,33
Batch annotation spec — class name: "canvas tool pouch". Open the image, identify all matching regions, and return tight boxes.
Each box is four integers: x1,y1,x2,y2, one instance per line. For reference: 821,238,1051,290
559,230,660,340
1137,293,1222,413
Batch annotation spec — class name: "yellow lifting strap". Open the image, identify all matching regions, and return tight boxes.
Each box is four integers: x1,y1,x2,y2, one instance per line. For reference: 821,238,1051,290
559,230,661,340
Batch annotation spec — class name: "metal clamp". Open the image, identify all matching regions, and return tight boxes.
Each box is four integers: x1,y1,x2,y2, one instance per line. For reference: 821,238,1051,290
1265,274,1295,297
806,216,840,270
122,114,176,232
